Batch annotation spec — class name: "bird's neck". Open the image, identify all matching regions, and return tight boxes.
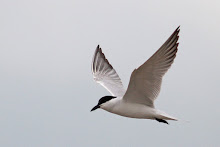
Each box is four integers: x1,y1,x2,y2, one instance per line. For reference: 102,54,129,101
101,97,122,112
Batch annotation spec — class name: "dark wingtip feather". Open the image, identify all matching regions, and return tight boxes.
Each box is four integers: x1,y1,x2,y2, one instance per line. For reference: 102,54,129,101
177,25,180,30
92,45,101,73
92,45,114,74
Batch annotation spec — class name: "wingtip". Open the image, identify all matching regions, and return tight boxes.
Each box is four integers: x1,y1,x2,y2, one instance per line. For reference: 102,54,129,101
92,45,101,73
176,25,180,32
172,26,180,39
95,45,102,53
96,44,103,52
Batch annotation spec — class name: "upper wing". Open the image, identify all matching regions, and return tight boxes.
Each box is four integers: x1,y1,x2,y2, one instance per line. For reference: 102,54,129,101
123,27,180,107
92,45,126,97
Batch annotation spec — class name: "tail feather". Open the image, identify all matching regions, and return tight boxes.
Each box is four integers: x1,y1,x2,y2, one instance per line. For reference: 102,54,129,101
156,110,178,121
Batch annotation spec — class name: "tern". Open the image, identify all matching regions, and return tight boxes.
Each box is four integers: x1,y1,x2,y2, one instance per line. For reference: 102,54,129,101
91,27,180,124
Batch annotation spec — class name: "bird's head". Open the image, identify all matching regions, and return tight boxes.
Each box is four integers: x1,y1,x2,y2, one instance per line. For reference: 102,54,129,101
91,96,116,111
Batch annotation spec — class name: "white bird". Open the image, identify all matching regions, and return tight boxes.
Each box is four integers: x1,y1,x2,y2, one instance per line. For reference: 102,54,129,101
91,27,180,124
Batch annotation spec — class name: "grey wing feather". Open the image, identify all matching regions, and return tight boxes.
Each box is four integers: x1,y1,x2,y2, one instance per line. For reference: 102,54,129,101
92,45,125,97
123,27,180,107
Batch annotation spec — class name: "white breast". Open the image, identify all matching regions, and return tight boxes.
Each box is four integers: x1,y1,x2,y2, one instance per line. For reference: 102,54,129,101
100,98,157,119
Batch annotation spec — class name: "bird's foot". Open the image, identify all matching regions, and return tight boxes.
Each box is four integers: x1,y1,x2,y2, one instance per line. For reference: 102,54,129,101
155,118,169,125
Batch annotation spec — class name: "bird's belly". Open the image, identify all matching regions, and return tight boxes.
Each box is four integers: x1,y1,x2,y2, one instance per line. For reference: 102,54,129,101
104,103,156,119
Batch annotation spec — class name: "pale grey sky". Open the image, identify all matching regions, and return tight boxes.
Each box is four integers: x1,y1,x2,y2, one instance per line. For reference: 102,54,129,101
0,0,220,146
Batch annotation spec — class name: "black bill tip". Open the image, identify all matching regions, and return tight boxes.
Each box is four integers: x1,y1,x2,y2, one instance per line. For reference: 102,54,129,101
90,105,100,112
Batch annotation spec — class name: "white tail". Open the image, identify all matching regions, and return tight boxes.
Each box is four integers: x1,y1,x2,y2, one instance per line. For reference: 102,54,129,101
157,110,178,121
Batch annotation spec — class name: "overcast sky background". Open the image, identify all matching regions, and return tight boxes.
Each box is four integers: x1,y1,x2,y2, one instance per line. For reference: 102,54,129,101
0,0,220,146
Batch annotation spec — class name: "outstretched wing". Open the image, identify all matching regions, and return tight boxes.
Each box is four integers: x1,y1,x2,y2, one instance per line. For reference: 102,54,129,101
92,45,126,97
123,27,180,107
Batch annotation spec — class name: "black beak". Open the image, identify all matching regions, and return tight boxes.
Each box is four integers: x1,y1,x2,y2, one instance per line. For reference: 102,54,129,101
91,105,100,112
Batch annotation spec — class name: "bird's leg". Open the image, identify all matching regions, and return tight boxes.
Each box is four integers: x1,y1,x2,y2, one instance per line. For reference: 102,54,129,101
155,118,169,125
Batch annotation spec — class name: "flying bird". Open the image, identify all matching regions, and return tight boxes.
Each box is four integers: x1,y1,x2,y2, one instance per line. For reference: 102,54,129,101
91,27,180,124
